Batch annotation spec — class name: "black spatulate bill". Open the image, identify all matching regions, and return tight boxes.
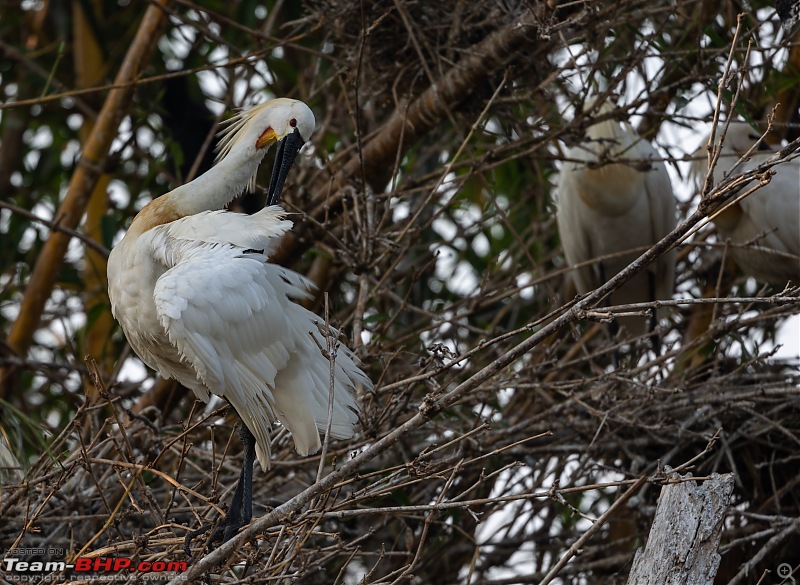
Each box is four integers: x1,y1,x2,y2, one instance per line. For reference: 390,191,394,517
266,127,305,206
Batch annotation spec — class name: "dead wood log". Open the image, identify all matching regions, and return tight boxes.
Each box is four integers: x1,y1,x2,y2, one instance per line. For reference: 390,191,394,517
627,471,734,585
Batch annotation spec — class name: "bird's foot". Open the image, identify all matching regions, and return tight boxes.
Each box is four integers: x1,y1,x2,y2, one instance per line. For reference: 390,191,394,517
215,509,248,544
183,523,213,557
183,424,257,557
183,511,250,557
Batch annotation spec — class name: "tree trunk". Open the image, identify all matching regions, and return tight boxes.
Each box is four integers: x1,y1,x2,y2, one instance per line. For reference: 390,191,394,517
627,471,734,585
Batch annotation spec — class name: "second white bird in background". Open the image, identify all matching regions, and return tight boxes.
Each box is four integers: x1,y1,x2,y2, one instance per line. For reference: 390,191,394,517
556,98,677,342
692,123,800,284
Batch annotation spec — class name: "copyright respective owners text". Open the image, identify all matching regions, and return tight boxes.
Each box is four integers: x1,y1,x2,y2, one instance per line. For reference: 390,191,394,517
2,547,188,582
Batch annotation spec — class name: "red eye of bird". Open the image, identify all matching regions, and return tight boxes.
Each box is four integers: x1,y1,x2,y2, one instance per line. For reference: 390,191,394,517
290,118,297,128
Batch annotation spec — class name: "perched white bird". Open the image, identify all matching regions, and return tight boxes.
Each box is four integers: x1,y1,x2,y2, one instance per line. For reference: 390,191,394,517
692,124,800,284
557,99,677,343
107,98,371,548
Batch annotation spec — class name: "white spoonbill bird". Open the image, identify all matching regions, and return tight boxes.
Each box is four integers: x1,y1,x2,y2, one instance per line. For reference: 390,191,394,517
556,99,677,345
107,98,372,550
692,124,800,284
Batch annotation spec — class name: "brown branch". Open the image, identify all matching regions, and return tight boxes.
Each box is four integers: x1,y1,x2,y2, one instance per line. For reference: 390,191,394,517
540,475,648,585
2,0,171,396
0,201,109,258
271,8,555,266
0,38,98,121
75,0,118,383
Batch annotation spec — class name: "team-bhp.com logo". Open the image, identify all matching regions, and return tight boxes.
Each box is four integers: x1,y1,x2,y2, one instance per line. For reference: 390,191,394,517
3,551,187,581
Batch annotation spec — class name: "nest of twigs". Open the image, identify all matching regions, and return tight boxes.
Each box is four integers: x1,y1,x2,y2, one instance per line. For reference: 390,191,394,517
2,297,799,584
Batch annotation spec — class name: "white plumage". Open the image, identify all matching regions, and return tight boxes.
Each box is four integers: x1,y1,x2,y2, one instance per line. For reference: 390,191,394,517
108,98,370,471
692,124,800,284
0,427,22,484
556,99,677,337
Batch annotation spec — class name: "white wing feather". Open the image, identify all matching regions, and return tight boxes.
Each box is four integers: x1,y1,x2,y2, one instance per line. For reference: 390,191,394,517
556,168,597,293
742,169,800,256
161,206,293,254
643,145,678,301
143,211,366,470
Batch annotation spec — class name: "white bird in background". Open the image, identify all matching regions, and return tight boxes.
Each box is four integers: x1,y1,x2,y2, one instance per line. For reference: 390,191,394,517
556,99,677,346
0,426,22,484
692,124,800,284
107,98,372,551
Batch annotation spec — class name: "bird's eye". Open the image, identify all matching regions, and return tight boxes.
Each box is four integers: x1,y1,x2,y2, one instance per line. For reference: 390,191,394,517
290,118,297,128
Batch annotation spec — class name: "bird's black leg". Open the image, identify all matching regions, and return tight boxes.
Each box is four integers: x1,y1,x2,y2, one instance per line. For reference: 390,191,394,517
183,424,257,556
241,427,255,524
219,425,256,542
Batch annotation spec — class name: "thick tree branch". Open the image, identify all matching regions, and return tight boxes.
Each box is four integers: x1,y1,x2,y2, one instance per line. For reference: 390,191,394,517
271,8,559,266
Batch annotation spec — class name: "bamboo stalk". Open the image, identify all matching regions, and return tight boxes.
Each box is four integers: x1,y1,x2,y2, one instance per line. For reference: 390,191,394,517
2,0,171,398
74,0,117,392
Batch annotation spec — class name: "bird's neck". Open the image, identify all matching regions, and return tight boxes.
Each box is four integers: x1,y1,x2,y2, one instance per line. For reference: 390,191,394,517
170,148,265,216
125,144,268,238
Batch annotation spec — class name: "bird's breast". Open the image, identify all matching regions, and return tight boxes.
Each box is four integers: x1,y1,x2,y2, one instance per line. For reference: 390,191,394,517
571,162,644,216
107,235,202,390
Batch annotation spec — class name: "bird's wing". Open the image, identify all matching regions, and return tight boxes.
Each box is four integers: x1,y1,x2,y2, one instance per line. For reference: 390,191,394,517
161,206,293,257
148,230,365,469
152,242,296,468
0,429,22,483
642,157,677,300
740,164,800,258
556,167,598,294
